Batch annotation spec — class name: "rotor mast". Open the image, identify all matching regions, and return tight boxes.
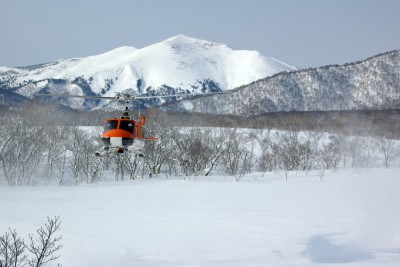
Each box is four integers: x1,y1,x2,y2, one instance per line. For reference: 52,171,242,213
120,94,132,119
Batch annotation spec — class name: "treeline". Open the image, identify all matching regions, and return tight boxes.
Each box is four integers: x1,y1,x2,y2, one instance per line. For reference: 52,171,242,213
0,114,399,186
4,101,400,139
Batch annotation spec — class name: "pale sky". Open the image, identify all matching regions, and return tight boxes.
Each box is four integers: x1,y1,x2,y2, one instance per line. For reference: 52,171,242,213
1,0,399,68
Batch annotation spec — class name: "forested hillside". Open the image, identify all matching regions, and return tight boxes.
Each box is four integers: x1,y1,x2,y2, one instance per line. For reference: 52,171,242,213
162,50,400,115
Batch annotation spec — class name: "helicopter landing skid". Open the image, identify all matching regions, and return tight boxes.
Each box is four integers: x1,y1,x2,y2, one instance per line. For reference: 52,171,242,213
95,146,144,157
95,150,110,157
95,146,122,157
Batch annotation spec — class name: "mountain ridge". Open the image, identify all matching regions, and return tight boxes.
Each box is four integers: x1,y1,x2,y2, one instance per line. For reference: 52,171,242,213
160,49,400,115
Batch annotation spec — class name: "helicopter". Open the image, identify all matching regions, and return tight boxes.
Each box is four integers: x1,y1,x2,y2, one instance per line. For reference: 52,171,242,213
34,92,185,157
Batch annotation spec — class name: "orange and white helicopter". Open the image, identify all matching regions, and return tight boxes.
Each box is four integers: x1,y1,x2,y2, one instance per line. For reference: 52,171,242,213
35,92,183,157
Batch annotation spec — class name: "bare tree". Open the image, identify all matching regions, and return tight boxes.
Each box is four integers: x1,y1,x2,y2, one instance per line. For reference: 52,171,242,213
0,229,27,267
27,216,63,267
221,129,253,180
0,117,44,186
0,217,62,267
121,152,143,180
111,153,125,181
256,129,276,174
79,132,104,183
143,124,177,177
171,128,215,177
318,135,341,171
64,126,106,184
348,136,362,168
41,127,70,185
359,137,378,168
335,134,350,168
272,130,301,181
298,132,321,174
378,138,398,168
204,128,227,176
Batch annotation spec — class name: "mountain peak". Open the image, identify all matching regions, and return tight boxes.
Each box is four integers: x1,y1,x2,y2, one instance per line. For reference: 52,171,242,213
163,34,227,49
0,35,297,110
164,34,190,41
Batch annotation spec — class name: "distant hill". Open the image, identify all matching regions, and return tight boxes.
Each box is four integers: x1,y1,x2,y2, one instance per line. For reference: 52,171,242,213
161,50,400,115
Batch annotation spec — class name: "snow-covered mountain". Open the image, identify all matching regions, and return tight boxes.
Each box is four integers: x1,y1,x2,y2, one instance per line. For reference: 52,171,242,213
161,50,400,116
0,35,296,109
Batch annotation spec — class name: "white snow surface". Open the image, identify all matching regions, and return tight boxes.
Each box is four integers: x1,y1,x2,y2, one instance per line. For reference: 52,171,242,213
8,35,296,97
1,168,400,266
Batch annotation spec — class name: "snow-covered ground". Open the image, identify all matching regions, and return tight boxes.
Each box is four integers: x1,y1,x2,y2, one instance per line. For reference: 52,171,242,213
1,168,400,267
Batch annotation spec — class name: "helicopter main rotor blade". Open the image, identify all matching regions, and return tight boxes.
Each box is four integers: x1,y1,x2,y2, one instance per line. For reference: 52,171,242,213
132,94,191,99
132,92,227,100
132,91,226,99
34,93,189,100
34,93,117,100
34,91,227,100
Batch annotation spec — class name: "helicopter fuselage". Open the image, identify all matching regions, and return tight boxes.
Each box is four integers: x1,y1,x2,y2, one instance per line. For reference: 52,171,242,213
100,117,155,155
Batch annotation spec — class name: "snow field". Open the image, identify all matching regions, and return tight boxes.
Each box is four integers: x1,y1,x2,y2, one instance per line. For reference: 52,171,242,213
1,168,400,266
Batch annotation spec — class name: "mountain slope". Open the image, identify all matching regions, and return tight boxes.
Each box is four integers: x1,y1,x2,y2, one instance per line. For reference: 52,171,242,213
161,50,400,115
0,35,296,109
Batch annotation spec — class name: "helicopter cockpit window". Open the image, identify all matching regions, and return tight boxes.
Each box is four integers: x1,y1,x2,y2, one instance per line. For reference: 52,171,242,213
119,120,134,133
104,120,118,132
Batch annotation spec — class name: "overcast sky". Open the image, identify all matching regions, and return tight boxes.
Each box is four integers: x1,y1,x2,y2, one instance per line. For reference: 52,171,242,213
1,0,399,68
